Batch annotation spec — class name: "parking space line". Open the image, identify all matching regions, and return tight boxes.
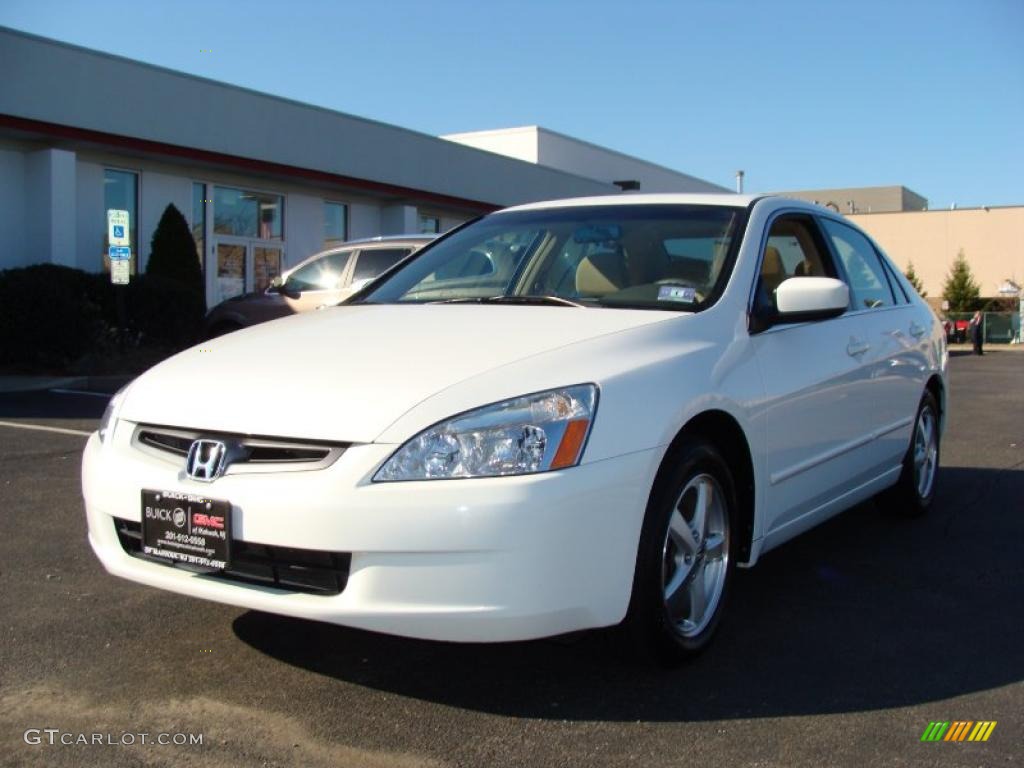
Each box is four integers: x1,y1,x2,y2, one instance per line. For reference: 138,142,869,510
50,388,112,399
0,419,92,437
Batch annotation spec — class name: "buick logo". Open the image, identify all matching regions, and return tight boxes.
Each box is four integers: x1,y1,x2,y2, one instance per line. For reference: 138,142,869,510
172,508,187,528
185,440,227,482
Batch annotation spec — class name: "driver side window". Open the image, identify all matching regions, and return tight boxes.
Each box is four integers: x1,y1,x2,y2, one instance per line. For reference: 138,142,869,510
286,250,352,292
755,215,837,316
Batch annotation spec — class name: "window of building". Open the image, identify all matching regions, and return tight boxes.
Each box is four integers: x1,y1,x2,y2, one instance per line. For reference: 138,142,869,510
103,168,138,273
324,201,348,248
192,182,206,267
419,215,441,235
213,186,283,240
820,218,896,310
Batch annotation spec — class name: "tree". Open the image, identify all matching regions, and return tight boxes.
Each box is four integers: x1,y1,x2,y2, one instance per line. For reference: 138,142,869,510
942,249,981,312
146,203,205,310
904,261,926,297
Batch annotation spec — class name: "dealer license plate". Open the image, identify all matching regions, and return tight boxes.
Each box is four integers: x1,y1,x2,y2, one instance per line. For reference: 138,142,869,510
141,490,231,571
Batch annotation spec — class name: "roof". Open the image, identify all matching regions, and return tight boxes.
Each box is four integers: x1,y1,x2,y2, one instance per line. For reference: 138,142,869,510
501,193,764,212
0,26,616,210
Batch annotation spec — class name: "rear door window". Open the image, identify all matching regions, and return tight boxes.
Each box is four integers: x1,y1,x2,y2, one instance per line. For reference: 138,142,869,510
351,248,412,282
820,219,896,310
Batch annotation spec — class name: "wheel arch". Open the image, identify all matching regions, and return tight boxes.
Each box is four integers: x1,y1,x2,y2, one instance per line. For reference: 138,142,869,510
654,409,757,564
925,374,946,435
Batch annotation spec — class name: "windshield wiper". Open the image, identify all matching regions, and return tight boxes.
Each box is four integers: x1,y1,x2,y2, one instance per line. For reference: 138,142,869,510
429,295,585,307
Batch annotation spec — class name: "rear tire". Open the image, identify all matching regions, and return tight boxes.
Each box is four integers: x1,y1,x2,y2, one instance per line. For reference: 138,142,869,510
623,439,737,665
884,391,940,517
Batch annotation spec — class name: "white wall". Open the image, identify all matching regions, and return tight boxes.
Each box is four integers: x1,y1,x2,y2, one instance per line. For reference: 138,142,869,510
441,127,540,163
535,129,728,193
24,148,77,267
284,192,322,269
74,160,104,272
0,147,28,268
443,126,729,194
348,202,381,240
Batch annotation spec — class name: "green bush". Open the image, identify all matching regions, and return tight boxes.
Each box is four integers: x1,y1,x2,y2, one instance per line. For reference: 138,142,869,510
0,264,107,369
0,264,203,371
146,203,205,312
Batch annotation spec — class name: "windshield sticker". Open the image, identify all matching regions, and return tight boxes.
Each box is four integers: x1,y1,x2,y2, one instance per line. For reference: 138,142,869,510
658,285,696,303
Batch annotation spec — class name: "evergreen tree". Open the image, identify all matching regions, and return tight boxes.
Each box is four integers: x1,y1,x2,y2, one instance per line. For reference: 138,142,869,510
904,261,926,297
146,203,205,310
942,250,981,312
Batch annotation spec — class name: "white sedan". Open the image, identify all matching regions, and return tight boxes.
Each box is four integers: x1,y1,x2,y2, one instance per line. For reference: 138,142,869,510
82,194,946,663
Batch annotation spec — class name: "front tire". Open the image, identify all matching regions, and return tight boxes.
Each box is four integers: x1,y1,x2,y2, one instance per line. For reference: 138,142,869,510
884,391,940,516
624,440,737,665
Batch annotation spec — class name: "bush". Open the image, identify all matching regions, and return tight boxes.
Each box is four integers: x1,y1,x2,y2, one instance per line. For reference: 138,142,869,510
124,274,205,346
0,264,108,369
0,264,204,371
146,203,205,312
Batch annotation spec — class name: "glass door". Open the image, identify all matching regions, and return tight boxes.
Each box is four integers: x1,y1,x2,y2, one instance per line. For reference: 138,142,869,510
254,245,283,294
209,239,284,306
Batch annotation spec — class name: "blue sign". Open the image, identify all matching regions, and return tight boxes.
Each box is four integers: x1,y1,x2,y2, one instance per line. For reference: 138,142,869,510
112,225,125,239
108,246,131,261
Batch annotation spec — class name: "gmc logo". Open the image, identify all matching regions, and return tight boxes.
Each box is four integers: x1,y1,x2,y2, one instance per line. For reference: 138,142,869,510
192,513,224,530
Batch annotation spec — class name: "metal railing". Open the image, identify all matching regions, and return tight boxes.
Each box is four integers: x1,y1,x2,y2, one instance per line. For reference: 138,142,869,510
943,312,1022,344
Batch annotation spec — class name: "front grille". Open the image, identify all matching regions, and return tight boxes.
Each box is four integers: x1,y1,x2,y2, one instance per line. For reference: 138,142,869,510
133,425,346,474
114,518,351,596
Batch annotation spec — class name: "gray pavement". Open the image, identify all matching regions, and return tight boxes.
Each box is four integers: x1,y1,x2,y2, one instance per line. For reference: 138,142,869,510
0,352,1021,767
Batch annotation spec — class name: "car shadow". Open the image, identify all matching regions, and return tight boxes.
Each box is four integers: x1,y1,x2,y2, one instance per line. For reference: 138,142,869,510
233,465,1023,722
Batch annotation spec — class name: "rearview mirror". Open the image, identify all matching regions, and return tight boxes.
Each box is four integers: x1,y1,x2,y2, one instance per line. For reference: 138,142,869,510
775,277,849,318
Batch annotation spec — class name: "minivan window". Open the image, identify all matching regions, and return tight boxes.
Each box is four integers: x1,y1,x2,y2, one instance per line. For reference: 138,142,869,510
352,248,411,281
286,251,351,292
363,205,744,312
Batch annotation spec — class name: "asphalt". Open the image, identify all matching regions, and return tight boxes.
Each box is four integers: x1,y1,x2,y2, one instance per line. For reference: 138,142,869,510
0,351,1020,767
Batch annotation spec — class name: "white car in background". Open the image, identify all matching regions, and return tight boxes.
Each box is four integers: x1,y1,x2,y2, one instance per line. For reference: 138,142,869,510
83,194,947,663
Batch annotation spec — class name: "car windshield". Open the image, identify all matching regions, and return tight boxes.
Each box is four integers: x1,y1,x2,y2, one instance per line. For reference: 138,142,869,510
362,204,745,311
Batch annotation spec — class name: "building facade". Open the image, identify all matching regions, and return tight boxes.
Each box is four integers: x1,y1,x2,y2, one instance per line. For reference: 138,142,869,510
779,185,928,214
443,126,728,194
849,205,1024,307
0,27,625,305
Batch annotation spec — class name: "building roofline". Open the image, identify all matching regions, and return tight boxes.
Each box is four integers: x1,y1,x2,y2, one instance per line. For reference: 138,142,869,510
443,124,730,192
847,204,1024,216
0,25,483,152
0,114,500,213
0,25,618,199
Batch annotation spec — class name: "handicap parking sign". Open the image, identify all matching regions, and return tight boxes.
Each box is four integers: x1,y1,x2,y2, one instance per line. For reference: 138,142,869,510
107,209,130,247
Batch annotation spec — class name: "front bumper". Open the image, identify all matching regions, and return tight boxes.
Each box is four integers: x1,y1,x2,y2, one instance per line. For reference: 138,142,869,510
82,423,658,642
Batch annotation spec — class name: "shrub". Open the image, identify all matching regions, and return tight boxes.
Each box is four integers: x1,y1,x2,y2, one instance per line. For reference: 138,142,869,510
146,203,205,312
0,264,107,369
0,264,204,371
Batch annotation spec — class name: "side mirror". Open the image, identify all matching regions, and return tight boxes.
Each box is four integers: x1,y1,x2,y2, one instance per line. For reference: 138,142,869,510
269,276,284,290
751,277,849,333
775,277,849,319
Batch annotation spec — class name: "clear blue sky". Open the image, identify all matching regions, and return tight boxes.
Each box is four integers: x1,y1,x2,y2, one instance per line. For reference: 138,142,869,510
3,0,1022,208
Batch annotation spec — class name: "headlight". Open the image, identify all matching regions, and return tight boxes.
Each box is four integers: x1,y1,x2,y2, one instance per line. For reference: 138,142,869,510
374,385,597,481
98,385,129,444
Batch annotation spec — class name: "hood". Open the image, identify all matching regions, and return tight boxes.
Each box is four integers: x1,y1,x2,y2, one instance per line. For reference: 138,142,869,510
119,304,675,443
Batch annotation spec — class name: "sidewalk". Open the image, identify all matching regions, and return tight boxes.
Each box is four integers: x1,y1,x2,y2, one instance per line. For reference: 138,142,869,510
0,374,134,395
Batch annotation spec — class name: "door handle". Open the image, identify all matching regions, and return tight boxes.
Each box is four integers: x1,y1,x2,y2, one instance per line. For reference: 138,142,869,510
847,338,871,357
909,322,926,338
315,304,329,311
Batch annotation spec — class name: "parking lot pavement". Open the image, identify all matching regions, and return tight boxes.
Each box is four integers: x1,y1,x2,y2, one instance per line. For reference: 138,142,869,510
0,354,1021,768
